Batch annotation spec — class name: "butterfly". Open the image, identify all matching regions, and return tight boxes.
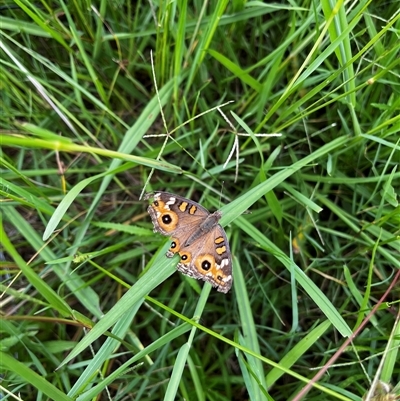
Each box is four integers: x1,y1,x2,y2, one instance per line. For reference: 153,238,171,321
145,191,232,293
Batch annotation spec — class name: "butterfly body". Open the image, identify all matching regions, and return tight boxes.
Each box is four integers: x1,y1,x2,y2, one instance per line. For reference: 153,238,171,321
145,191,232,293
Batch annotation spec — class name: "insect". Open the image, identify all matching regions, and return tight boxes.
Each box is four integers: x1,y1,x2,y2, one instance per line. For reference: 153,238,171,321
145,191,232,293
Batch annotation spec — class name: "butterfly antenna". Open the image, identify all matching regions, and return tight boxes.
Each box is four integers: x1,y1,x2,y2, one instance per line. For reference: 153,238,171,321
219,181,225,209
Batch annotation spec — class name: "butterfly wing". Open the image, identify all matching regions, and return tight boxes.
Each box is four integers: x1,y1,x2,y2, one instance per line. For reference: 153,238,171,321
176,219,233,293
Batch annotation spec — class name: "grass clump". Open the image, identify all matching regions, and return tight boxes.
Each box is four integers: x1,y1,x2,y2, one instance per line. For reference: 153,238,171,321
1,1,399,400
